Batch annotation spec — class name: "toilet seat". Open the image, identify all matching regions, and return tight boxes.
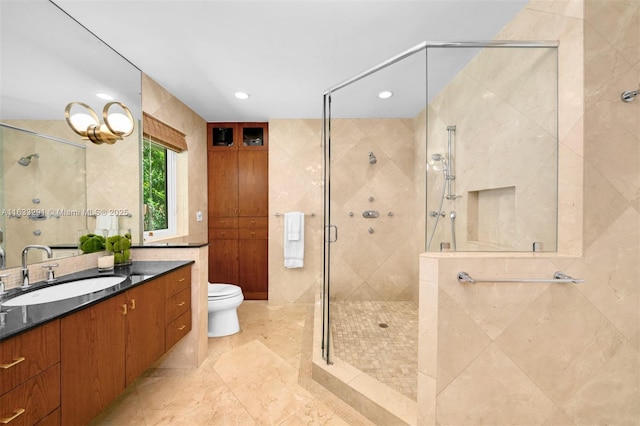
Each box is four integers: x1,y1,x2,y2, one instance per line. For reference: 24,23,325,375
208,283,242,300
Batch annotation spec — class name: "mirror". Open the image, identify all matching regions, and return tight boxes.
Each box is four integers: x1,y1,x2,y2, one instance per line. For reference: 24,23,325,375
0,0,142,268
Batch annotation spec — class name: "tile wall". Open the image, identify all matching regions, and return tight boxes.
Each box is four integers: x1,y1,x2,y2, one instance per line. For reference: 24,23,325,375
268,118,421,303
418,1,639,424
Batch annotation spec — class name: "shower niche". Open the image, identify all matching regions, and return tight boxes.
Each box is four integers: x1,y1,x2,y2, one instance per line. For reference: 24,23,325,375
425,44,558,252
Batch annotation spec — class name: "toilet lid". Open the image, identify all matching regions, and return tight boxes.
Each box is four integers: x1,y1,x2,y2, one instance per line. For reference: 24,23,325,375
208,283,242,298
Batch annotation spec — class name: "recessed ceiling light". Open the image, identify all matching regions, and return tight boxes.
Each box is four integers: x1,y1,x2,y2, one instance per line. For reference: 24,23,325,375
378,91,393,99
96,93,114,100
234,91,250,100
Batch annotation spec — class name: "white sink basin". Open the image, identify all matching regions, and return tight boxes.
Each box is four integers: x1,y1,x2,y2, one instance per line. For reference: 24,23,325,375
2,276,127,306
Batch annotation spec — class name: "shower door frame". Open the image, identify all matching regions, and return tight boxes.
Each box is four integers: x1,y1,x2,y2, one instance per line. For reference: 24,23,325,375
321,39,560,365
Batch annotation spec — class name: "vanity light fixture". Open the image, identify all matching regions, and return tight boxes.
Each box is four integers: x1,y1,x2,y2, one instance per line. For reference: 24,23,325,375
234,91,250,100
378,90,393,99
64,101,134,145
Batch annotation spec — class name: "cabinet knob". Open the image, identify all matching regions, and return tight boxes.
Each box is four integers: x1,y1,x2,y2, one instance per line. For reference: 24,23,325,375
177,325,186,331
122,304,128,315
130,299,136,310
177,301,186,307
0,356,25,369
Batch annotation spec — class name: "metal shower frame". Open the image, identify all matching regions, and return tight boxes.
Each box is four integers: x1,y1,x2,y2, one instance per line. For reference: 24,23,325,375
320,39,559,365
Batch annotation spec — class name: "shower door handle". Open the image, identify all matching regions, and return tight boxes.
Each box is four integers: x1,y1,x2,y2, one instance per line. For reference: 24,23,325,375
325,225,338,243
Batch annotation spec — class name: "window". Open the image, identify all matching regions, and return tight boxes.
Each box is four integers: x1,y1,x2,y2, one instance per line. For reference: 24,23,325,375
143,138,176,240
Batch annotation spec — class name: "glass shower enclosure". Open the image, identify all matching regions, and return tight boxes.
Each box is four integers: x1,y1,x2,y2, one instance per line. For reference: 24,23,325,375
321,41,558,405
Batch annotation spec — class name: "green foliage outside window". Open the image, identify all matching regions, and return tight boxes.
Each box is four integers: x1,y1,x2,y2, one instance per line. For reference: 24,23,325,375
143,139,169,231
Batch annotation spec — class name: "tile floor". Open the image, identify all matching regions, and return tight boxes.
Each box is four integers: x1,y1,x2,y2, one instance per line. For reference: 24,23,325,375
91,301,375,425
330,301,418,400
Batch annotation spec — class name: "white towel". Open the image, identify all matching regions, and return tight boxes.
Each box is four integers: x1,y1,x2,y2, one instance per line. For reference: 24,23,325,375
94,215,119,237
284,212,304,268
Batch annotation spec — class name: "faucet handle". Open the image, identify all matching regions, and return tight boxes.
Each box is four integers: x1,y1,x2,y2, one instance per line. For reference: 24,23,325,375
42,264,58,283
0,273,10,295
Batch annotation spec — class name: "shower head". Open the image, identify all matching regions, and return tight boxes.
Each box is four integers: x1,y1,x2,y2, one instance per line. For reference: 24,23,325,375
18,153,39,166
368,151,377,165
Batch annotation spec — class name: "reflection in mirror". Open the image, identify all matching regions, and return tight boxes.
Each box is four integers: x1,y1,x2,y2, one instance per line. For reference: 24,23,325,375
0,125,86,266
0,0,142,269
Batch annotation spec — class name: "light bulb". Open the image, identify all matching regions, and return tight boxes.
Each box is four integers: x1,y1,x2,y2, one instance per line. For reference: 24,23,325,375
107,112,134,134
69,113,98,131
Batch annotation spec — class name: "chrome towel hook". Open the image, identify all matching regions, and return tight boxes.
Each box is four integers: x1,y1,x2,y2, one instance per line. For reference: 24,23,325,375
621,84,639,102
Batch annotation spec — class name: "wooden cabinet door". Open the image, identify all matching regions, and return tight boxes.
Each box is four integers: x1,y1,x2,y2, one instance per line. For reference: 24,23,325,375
209,239,239,284
125,281,165,386
61,294,126,426
208,150,239,218
239,238,268,299
238,151,268,217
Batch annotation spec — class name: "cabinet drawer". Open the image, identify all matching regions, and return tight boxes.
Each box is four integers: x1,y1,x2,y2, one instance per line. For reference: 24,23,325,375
0,321,60,395
209,228,239,240
0,364,60,426
165,267,192,299
210,217,238,228
239,228,268,239
165,288,191,325
35,407,60,426
238,217,268,229
166,310,191,350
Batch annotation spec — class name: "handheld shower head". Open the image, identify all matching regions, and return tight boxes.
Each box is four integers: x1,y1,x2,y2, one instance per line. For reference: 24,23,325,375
18,153,39,166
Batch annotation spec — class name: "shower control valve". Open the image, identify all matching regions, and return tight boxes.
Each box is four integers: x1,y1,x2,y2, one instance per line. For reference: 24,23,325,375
362,210,379,219
429,210,445,218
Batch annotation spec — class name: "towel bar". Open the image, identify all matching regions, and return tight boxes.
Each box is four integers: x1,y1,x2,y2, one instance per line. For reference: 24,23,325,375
274,212,316,217
457,271,584,284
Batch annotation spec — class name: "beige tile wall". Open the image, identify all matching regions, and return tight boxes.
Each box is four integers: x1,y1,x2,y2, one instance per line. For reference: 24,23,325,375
268,118,421,303
426,46,559,252
141,74,208,242
419,1,639,424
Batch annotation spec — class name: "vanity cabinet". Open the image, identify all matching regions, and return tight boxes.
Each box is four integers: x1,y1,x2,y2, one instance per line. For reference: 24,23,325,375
60,265,191,425
124,280,165,385
164,267,192,350
0,321,61,425
60,294,126,425
207,122,268,300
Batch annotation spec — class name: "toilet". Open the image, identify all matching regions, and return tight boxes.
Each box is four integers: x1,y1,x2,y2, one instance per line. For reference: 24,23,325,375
207,283,244,337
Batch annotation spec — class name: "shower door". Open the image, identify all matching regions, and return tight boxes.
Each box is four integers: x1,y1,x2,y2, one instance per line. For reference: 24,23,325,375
322,46,427,401
321,40,558,405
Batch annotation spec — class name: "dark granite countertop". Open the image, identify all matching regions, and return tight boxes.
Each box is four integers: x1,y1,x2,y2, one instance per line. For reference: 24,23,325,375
50,242,208,250
0,260,194,343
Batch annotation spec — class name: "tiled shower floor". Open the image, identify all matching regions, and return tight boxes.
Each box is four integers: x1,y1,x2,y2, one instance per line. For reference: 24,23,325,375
330,300,419,400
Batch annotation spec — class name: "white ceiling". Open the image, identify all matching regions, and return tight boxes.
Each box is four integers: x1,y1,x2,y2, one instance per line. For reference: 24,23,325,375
3,0,529,122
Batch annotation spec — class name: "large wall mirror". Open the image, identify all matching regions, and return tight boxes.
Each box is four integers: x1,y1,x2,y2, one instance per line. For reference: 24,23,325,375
0,0,142,268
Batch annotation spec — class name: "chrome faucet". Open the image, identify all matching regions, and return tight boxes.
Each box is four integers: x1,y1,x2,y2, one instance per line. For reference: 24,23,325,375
21,245,53,289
